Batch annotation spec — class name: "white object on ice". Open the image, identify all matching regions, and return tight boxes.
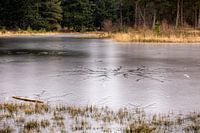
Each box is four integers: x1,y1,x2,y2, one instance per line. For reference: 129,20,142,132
184,74,190,78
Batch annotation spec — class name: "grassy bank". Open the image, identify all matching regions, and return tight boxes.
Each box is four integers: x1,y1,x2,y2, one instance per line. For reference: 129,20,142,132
2,28,200,43
0,30,63,37
0,30,111,39
0,101,200,133
111,28,200,43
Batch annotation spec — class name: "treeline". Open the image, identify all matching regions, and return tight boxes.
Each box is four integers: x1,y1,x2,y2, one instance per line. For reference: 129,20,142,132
1,0,200,31
0,0,62,31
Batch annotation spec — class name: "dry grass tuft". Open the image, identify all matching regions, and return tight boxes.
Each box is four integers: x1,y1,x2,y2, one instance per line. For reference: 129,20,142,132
112,28,200,43
0,126,12,133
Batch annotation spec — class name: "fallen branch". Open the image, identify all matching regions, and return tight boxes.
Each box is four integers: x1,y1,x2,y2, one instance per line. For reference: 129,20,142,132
12,96,44,103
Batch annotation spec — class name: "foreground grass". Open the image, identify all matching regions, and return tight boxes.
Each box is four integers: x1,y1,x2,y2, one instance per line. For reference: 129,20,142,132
111,28,200,43
0,102,200,133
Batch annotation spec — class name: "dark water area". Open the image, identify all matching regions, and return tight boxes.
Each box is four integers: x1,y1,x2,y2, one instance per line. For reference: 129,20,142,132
0,34,200,113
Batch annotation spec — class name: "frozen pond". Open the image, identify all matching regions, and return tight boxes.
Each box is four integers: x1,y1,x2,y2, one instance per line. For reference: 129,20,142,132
0,34,200,113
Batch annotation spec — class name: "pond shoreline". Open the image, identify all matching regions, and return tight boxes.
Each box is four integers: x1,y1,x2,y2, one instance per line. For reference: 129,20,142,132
2,30,200,44
0,31,110,39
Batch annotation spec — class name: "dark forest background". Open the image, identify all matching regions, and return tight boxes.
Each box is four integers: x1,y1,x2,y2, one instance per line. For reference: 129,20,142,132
0,0,200,31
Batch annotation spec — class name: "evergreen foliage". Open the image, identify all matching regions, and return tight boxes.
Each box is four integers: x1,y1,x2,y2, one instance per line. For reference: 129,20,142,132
0,0,200,31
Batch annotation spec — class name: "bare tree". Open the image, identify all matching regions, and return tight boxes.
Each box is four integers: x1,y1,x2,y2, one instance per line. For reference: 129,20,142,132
152,9,156,29
180,0,183,27
138,3,146,27
198,6,200,28
120,0,123,27
134,1,139,28
176,0,180,28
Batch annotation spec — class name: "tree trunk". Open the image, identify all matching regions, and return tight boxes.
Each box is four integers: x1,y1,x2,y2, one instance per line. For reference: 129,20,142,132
176,0,180,28
152,9,156,29
195,9,197,28
120,0,123,27
138,5,145,27
134,1,138,28
180,0,183,27
198,7,200,28
143,8,146,27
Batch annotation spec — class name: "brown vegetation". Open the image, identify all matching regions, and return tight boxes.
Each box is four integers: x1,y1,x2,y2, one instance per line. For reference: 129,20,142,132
2,28,200,43
0,102,200,133
0,30,61,37
111,28,200,43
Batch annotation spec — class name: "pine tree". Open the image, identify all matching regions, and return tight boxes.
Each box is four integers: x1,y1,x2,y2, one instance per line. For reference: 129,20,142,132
22,0,41,30
93,0,117,30
0,0,25,29
40,0,62,30
62,0,94,31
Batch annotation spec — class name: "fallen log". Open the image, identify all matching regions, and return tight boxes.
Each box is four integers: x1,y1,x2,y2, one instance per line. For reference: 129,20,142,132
12,96,44,103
